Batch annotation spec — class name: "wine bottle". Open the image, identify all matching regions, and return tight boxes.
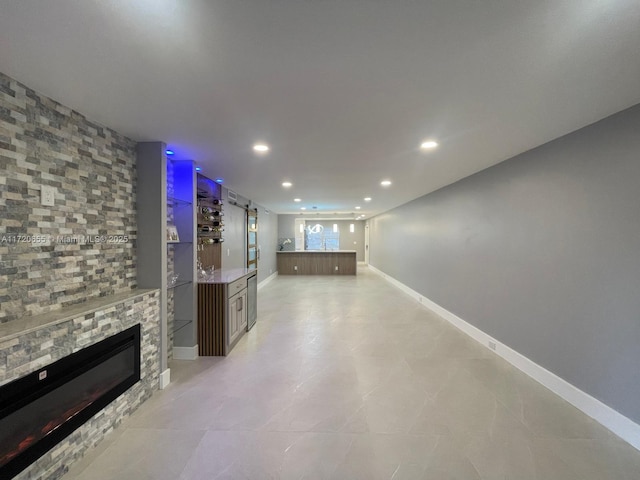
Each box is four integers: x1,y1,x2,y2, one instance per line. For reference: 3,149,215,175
199,226,215,233
212,199,222,205
200,238,224,244
201,207,213,215
204,213,223,221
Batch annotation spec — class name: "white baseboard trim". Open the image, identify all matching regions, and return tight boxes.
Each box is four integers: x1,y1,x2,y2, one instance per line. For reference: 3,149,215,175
367,264,640,451
159,368,171,390
173,345,198,361
258,271,278,290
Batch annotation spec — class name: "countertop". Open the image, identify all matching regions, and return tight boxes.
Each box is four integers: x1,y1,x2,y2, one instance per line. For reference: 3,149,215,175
276,250,356,254
0,289,158,342
198,267,256,284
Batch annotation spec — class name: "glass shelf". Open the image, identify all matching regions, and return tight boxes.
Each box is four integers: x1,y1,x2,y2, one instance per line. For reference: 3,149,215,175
167,241,193,245
168,280,192,290
167,196,192,206
173,319,192,333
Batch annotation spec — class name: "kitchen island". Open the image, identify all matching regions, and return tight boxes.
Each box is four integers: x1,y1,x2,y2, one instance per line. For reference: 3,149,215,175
277,250,357,275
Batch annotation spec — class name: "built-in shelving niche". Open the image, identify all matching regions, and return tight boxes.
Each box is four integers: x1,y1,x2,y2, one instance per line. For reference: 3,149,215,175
196,174,223,271
169,161,197,357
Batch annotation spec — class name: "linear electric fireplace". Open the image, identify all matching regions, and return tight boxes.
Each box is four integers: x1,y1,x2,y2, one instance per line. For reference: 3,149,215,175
0,324,141,479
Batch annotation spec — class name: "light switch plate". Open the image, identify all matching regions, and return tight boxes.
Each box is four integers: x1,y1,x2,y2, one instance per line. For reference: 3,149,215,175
41,185,55,206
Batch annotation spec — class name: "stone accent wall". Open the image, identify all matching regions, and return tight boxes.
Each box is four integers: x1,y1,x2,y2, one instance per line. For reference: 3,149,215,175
0,290,160,480
166,159,175,360
0,71,137,324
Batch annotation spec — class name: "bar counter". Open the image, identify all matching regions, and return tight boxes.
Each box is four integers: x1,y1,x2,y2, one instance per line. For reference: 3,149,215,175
276,250,357,275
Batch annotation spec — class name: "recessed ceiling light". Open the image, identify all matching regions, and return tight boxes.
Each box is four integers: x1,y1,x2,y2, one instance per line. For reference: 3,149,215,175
165,149,174,155
355,206,361,210
253,143,270,153
214,178,224,184
301,207,306,210
294,198,301,202
282,181,293,188
420,140,439,150
195,167,202,172
380,180,392,187
364,197,372,202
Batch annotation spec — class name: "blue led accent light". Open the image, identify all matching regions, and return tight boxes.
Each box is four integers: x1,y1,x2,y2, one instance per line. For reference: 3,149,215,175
214,178,224,184
195,167,202,172
165,149,174,155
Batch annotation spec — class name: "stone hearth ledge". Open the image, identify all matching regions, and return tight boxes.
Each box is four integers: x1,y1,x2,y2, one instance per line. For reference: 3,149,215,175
0,289,158,342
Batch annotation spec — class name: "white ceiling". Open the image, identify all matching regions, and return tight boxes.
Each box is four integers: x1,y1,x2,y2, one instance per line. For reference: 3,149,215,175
1,0,639,217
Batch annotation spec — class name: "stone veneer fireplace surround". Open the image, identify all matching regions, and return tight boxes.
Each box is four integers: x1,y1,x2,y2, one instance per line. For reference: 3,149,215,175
0,71,166,478
0,69,167,478
0,290,160,480
1,324,141,478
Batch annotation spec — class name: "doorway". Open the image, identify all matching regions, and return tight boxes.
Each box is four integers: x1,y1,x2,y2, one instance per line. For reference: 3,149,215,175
247,209,258,270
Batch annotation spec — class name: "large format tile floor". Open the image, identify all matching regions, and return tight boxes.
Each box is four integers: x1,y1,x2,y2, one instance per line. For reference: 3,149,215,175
67,267,640,479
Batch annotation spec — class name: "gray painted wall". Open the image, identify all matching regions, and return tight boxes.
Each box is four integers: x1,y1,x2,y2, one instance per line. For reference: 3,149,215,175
278,214,296,238
368,104,640,424
337,220,365,259
277,215,366,260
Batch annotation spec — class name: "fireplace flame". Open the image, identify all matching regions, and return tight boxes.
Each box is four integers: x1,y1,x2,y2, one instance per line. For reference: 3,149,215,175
1,381,119,468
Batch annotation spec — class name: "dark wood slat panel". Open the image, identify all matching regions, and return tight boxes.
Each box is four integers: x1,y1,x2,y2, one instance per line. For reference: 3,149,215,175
198,283,226,355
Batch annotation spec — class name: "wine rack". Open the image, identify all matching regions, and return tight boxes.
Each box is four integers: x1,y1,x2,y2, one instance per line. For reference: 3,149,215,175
197,174,223,269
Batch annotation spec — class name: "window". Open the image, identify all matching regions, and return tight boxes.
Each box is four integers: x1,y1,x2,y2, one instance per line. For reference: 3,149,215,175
305,224,339,250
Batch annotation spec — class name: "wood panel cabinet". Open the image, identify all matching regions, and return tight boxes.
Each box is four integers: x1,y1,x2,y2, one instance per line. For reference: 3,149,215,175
276,251,357,275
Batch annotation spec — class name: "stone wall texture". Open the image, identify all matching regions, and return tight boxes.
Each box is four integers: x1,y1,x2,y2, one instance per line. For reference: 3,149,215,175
0,290,160,480
166,159,175,360
0,71,137,324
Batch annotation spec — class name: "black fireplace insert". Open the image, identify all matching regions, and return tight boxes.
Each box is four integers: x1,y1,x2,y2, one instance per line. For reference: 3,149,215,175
0,324,141,479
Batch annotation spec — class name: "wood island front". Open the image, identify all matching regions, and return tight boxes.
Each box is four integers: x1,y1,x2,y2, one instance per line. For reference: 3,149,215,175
276,250,357,275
